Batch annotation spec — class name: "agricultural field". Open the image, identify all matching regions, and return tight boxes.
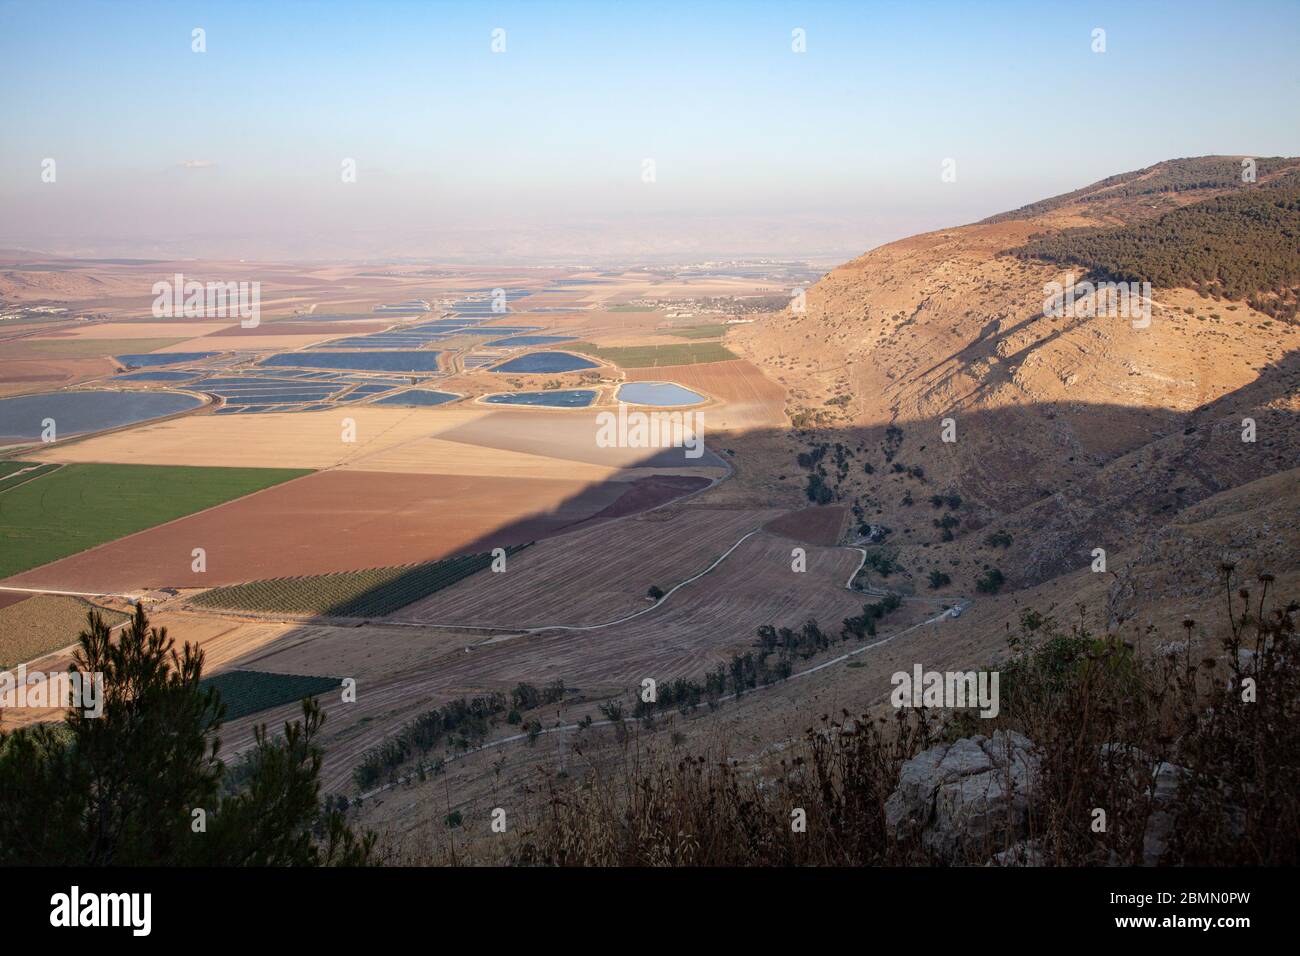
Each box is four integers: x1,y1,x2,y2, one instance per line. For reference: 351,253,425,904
624,359,787,431
0,463,60,490
213,526,902,794
30,407,481,470
189,545,530,618
0,460,40,480
5,470,634,591
395,506,781,628
764,505,848,546
29,322,229,340
660,323,730,339
0,594,128,669
0,463,310,580
200,670,343,721
13,337,189,359
566,341,738,367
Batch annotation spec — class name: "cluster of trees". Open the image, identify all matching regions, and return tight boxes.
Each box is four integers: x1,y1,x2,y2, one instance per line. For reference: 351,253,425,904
352,692,508,790
805,473,834,504
1015,179,1300,318
841,594,904,639
0,607,371,865
628,599,906,723
976,568,1006,594
797,441,855,503
928,570,952,589
933,513,961,541
984,530,1013,549
859,550,900,579
506,680,566,724
882,425,904,462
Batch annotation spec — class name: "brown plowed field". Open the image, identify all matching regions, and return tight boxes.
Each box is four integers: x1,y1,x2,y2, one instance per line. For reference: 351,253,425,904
624,359,786,431
764,505,848,545
4,470,629,591
0,357,118,397
394,506,782,628
5,471,717,593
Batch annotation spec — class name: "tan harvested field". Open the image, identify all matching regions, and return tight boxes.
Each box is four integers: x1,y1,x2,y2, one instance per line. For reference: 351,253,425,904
33,407,489,470
28,321,232,340
395,506,782,627
212,529,886,791
34,404,728,481
429,408,729,471
0,608,296,730
0,594,129,670
4,470,637,591
202,321,390,338
339,436,632,481
624,359,787,431
154,333,350,352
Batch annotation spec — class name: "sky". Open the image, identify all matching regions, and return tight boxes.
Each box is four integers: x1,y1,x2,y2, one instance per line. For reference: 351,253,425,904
1,0,1298,263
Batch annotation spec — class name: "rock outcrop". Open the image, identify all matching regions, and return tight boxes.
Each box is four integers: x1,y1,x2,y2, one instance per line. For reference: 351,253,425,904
884,731,1039,861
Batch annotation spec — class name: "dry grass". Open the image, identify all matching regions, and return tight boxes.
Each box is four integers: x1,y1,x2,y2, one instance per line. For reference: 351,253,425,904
400,565,1298,866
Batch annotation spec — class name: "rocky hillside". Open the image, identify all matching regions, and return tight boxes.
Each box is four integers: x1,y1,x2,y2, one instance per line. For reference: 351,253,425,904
726,156,1300,618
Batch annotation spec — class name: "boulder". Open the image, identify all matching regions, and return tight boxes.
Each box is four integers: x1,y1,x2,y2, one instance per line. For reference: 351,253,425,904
884,730,1039,861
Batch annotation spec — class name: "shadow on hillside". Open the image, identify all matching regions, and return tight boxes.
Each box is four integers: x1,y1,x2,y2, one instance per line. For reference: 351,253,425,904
193,347,1298,622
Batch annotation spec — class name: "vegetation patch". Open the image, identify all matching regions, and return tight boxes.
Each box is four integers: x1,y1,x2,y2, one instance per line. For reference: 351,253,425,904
1014,179,1300,319
0,461,40,480
190,544,531,618
982,156,1300,224
351,692,510,790
567,341,737,368
0,463,310,579
660,323,730,339
200,670,342,722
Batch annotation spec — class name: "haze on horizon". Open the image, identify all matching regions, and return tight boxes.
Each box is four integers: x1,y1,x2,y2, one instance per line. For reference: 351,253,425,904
1,0,1297,264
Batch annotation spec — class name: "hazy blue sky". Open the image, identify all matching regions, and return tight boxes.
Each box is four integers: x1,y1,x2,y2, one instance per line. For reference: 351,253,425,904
2,0,1297,262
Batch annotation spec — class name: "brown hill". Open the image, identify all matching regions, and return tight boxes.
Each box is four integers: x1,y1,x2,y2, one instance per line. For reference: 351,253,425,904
723,156,1300,610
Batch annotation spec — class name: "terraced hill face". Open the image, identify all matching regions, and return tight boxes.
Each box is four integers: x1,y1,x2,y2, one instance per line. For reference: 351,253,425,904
725,156,1300,616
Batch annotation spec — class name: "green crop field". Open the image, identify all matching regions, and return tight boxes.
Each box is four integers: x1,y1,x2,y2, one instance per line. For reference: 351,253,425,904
0,461,43,480
0,463,311,579
661,323,730,339
0,462,61,491
200,670,342,721
189,544,531,618
567,341,737,368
